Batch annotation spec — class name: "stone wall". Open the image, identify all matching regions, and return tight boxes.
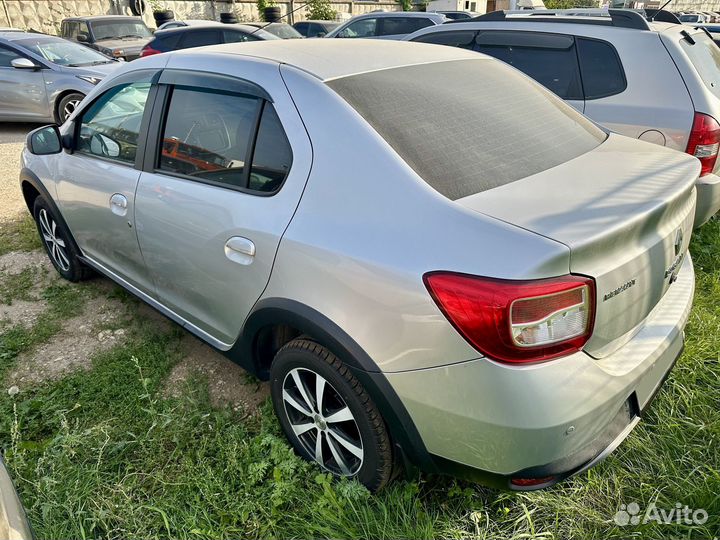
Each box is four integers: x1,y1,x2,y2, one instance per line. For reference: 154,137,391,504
0,0,402,33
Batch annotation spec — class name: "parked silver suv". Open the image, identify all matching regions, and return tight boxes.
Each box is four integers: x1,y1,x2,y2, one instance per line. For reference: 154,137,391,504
20,40,697,491
407,9,720,227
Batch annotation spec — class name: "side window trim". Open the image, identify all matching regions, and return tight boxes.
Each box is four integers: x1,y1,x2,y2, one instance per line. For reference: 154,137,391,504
144,81,291,197
71,69,161,170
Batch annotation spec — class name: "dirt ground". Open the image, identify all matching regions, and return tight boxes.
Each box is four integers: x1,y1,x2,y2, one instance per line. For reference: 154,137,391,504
0,124,35,222
0,124,268,411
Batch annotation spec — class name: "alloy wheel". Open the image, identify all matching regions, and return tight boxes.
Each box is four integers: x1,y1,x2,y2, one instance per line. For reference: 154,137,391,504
62,99,81,122
282,367,364,476
39,208,70,271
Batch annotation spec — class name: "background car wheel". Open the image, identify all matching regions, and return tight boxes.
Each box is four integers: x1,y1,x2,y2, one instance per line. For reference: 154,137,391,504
270,338,394,491
33,197,92,282
56,92,85,124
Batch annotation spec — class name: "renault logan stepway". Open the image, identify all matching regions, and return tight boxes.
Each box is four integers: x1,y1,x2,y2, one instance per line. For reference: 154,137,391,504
20,40,697,491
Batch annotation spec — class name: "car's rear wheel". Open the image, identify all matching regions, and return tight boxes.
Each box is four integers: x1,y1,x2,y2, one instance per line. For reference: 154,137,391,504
33,197,92,282
57,92,85,123
270,338,393,491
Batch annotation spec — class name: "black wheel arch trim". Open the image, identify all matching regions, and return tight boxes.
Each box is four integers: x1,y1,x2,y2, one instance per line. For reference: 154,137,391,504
229,297,438,471
20,169,75,240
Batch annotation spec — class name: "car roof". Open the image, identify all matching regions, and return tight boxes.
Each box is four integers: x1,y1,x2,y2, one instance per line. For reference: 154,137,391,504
155,23,265,36
299,20,340,24
184,39,486,81
63,15,143,22
349,11,444,19
0,31,58,42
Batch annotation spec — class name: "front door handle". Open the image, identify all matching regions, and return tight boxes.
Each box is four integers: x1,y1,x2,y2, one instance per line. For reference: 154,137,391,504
110,193,128,216
224,236,255,266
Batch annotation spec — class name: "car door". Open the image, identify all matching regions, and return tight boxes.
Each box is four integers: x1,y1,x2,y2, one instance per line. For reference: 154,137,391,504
0,44,50,120
134,65,312,348
55,71,156,295
473,31,585,113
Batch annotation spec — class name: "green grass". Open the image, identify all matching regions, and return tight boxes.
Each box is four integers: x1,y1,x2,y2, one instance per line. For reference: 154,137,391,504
0,221,718,539
0,214,41,256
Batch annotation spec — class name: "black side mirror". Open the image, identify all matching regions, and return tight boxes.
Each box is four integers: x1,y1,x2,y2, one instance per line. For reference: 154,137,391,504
77,33,89,43
27,125,62,155
316,32,327,37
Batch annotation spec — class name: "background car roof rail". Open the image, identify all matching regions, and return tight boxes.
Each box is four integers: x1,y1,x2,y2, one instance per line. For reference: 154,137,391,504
467,9,652,30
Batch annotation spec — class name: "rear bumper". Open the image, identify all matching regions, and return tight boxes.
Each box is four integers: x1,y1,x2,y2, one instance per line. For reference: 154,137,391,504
694,172,720,228
0,455,33,540
385,256,695,488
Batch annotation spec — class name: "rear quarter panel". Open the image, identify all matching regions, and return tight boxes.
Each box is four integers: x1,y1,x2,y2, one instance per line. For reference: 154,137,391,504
266,65,572,373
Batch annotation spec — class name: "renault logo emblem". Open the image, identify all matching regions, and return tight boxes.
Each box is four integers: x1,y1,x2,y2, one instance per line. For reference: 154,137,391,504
674,229,684,257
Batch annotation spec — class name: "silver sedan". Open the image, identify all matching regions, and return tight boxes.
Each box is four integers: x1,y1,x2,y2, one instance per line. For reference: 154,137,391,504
0,32,121,123
20,40,698,491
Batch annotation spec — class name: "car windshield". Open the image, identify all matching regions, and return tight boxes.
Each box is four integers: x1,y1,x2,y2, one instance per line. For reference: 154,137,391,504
91,20,152,40
14,37,114,66
265,24,303,39
327,58,606,200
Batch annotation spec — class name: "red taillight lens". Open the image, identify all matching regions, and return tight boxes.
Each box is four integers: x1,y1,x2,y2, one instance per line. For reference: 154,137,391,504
423,273,596,364
685,112,720,176
510,476,556,488
140,45,161,57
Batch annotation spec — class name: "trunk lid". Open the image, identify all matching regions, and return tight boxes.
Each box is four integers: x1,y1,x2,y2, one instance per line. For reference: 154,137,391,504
457,134,698,357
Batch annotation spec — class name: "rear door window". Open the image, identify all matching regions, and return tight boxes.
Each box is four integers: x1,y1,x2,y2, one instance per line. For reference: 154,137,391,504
474,31,583,100
576,38,626,99
294,22,309,36
679,31,720,99
223,29,259,43
411,29,477,49
377,17,435,36
179,29,221,49
327,59,605,200
153,32,181,52
337,18,377,38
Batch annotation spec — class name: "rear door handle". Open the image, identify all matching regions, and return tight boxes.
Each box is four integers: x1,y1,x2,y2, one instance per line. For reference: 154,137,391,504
224,236,255,265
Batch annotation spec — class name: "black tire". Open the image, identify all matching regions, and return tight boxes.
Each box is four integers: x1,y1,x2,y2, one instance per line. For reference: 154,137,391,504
220,12,238,23
56,92,85,124
263,6,282,22
130,0,147,16
270,338,394,491
32,197,92,282
153,9,174,24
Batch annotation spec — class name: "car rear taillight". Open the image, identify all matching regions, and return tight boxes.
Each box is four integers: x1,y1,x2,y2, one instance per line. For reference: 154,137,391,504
423,273,595,364
140,45,161,57
685,112,720,176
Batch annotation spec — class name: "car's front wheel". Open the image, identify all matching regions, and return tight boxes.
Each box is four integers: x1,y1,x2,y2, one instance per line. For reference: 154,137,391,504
270,338,394,491
33,197,92,282
56,92,85,123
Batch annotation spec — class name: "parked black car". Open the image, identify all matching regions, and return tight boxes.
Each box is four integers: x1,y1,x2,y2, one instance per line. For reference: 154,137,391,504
293,19,341,37
140,23,280,57
60,15,153,61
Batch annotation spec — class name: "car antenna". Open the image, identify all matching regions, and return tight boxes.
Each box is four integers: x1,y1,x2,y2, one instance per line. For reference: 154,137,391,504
647,0,673,21
246,1,313,36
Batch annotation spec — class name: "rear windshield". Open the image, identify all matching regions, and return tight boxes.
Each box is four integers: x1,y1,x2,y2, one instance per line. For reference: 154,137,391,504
679,31,720,100
326,59,606,200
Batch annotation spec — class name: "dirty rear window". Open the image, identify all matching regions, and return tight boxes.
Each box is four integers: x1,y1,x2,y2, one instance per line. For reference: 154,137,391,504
680,31,720,100
326,59,606,200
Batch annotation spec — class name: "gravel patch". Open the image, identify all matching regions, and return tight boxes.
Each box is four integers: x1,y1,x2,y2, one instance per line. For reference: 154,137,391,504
6,297,128,388
0,124,37,223
0,299,47,328
165,336,269,415
0,250,51,275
